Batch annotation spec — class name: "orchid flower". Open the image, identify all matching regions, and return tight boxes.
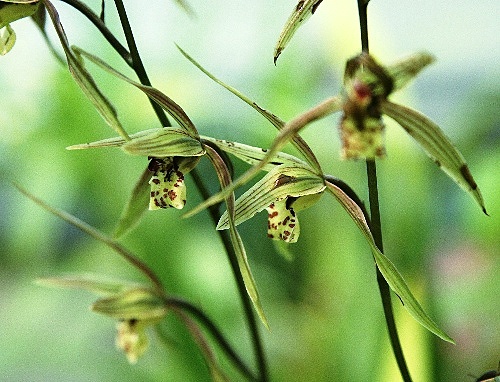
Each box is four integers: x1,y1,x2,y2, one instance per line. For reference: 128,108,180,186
38,274,168,364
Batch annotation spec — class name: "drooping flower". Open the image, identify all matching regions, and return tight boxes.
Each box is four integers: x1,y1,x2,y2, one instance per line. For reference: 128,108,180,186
37,275,168,364
67,127,204,214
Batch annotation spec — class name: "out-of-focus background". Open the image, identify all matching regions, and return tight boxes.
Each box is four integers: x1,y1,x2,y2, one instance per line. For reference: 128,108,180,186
1,0,498,381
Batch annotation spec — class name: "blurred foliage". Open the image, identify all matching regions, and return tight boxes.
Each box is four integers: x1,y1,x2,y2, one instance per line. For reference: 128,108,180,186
0,1,498,381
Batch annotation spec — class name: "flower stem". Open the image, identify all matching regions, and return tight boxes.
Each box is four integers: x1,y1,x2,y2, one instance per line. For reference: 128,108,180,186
110,2,267,379
357,1,412,381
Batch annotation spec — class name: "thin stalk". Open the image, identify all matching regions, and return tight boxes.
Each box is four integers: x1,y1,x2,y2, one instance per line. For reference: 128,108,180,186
165,297,258,381
357,1,412,381
59,0,132,65
110,2,267,380
113,0,170,127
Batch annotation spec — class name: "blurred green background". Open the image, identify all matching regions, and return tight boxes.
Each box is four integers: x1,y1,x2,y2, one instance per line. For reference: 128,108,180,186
1,0,498,381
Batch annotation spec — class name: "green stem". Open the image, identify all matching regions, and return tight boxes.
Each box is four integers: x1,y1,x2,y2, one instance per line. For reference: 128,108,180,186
113,0,170,127
165,297,258,381
357,2,412,381
110,2,267,379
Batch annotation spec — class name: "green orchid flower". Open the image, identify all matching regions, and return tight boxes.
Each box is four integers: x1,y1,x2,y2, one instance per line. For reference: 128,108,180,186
68,127,204,213
38,274,168,364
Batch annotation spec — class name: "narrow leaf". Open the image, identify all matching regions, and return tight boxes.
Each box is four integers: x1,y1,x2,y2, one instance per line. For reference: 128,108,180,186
381,100,486,214
217,164,325,230
325,180,454,343
73,46,199,138
43,0,130,141
114,166,152,238
176,45,323,171
274,0,324,64
204,145,269,329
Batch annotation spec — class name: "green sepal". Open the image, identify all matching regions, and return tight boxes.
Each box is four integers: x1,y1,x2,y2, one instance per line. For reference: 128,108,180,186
114,166,152,238
381,100,486,214
325,180,454,343
43,1,130,141
92,287,168,321
122,127,204,158
68,127,205,158
274,0,325,63
386,52,435,92
202,136,308,170
177,45,323,172
72,46,200,138
204,145,269,329
36,273,140,296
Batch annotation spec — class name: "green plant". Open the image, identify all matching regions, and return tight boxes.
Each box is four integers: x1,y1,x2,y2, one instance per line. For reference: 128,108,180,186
2,1,494,381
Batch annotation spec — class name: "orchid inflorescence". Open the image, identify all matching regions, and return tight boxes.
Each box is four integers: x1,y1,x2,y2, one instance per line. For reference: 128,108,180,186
4,0,487,369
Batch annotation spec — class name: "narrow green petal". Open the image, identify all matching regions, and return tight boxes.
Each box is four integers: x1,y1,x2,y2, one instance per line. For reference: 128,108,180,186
92,288,167,321
205,145,269,328
122,128,205,158
177,45,323,171
325,180,454,343
43,1,130,141
381,100,486,214
72,46,199,138
114,166,151,238
217,164,324,230
202,136,307,170
66,129,159,150
15,183,165,291
0,24,15,55
36,273,137,296
386,52,435,92
274,0,325,63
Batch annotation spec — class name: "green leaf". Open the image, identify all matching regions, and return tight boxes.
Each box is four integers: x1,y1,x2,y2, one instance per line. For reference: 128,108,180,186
92,288,167,321
274,0,325,64
43,0,130,140
217,164,325,230
324,180,454,343
72,46,199,138
381,100,487,214
176,45,323,172
0,0,39,28
204,145,269,329
114,166,151,238
0,23,15,55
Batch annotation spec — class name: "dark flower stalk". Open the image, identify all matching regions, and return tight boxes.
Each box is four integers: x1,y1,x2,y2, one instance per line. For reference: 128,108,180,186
357,0,412,381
